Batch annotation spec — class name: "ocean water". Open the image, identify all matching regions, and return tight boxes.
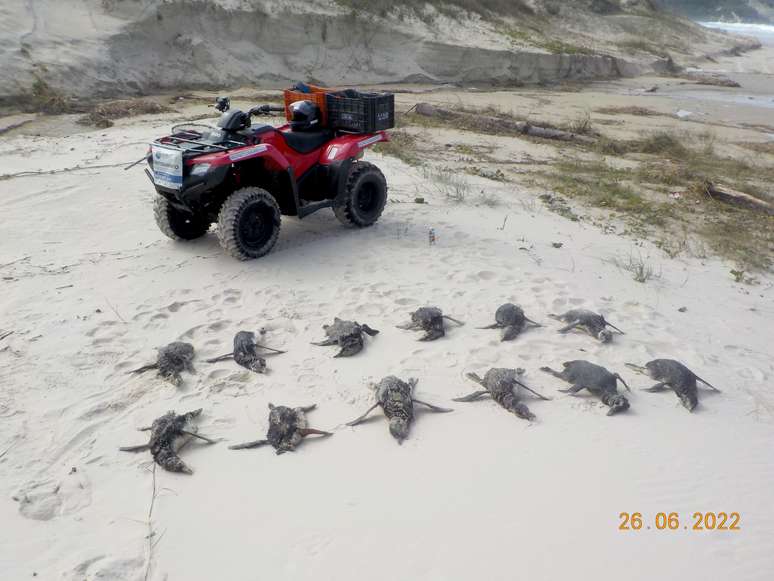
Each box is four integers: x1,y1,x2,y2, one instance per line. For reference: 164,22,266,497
700,21,774,46
655,22,774,119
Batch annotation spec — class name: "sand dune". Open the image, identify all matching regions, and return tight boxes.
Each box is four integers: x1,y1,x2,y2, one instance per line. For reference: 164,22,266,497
0,0,757,100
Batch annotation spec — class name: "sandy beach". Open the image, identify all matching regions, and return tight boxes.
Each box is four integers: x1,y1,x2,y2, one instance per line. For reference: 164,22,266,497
2,20,774,581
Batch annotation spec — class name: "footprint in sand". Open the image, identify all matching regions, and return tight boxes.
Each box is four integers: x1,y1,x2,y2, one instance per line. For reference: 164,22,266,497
206,320,230,332
206,368,233,381
354,303,384,317
208,377,254,395
738,366,766,382
14,471,92,521
467,346,502,366
149,312,170,322
65,555,144,581
181,324,207,339
85,320,122,338
222,289,242,305
130,310,150,322
476,270,497,281
297,373,321,388
166,299,200,313
393,297,418,307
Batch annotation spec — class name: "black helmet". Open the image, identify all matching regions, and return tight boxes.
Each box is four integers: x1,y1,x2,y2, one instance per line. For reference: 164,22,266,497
289,100,321,132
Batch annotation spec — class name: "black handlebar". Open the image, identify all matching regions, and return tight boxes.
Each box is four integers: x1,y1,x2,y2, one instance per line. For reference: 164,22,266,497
248,104,285,116
213,96,284,116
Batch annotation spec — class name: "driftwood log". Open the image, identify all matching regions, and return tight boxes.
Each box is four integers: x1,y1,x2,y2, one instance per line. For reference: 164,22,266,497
704,182,774,215
682,73,741,88
413,103,595,144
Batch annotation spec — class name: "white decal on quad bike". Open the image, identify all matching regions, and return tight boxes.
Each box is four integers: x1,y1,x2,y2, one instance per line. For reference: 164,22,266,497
229,144,268,162
328,146,339,160
151,145,183,190
357,135,382,149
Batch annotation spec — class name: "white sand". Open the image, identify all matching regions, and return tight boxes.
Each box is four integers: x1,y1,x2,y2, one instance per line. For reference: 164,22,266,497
0,102,772,579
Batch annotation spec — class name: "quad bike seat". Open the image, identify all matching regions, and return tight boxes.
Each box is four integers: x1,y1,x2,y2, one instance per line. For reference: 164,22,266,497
246,124,274,136
279,129,334,154
235,124,275,142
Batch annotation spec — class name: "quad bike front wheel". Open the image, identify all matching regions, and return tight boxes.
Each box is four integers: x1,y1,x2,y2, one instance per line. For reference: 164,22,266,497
153,196,211,240
217,187,281,260
334,161,387,227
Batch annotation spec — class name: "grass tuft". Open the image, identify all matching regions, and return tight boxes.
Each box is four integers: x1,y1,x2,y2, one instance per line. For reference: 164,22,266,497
612,252,661,283
77,99,173,128
373,130,422,166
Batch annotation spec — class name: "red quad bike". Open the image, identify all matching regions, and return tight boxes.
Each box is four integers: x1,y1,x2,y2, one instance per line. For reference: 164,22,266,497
146,97,390,260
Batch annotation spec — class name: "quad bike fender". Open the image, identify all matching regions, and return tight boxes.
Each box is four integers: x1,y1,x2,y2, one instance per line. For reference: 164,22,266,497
328,157,354,200
188,142,291,170
320,131,389,166
153,143,298,214
188,143,299,213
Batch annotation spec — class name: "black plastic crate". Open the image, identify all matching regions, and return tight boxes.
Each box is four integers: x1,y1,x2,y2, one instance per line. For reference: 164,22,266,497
326,90,395,133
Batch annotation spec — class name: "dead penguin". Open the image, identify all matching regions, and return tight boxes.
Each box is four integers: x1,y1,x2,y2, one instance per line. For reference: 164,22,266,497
541,360,631,415
127,341,195,386
454,368,551,420
206,331,285,373
397,307,464,341
119,408,216,474
346,376,452,443
312,318,379,357
549,309,624,343
479,303,541,341
626,359,721,412
229,403,331,454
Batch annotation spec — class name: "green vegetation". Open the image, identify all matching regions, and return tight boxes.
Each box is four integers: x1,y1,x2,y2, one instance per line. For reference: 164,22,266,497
595,106,662,117
543,160,671,225
539,130,774,270
538,193,581,221
498,24,598,55
533,39,598,55
594,131,691,158
336,0,535,18
373,130,422,166
619,39,671,58
421,166,471,203
565,111,595,135
28,78,76,114
612,252,662,283
78,99,172,128
739,141,774,156
387,105,773,271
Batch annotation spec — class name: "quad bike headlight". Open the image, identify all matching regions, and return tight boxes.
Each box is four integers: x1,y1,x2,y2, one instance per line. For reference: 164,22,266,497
191,163,211,176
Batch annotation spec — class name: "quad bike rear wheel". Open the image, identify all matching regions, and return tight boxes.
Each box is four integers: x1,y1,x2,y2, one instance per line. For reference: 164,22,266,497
217,187,281,260
334,161,387,227
153,196,211,240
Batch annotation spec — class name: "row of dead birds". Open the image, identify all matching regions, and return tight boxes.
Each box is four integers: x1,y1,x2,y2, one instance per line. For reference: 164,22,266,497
122,305,721,475
126,305,626,386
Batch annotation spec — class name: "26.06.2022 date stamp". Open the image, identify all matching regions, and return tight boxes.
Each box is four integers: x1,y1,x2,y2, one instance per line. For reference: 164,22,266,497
619,512,741,531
